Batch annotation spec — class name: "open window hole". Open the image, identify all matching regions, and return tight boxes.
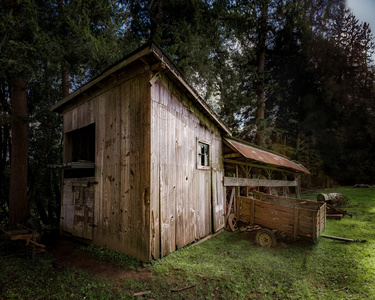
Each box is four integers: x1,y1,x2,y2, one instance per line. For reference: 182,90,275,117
64,123,95,178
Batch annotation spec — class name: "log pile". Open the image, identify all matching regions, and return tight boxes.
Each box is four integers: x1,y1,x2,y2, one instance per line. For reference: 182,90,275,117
317,193,351,219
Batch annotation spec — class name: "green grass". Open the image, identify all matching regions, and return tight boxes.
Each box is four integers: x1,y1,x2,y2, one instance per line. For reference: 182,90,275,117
1,186,375,299
79,243,141,270
0,254,117,299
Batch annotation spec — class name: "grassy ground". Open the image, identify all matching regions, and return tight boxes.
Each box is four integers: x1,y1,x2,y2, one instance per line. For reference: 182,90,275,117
1,186,375,299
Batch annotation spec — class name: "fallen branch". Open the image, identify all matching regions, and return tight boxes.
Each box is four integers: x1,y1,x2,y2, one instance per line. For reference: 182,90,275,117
133,291,151,297
171,284,196,293
321,235,367,243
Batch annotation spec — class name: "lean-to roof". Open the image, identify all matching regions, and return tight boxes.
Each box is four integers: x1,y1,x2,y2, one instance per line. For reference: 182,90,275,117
224,137,310,175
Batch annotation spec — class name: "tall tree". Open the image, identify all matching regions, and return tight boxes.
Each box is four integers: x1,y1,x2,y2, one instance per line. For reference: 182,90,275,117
255,0,268,145
4,0,30,227
1,0,127,227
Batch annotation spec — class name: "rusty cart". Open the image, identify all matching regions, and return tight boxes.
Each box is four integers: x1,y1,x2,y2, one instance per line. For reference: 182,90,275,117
236,191,326,246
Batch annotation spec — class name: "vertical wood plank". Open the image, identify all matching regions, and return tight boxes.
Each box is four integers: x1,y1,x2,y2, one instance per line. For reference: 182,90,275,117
293,207,299,238
150,83,160,259
312,213,317,242
250,197,255,224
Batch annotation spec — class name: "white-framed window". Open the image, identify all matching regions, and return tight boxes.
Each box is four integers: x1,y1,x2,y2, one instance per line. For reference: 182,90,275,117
197,140,210,169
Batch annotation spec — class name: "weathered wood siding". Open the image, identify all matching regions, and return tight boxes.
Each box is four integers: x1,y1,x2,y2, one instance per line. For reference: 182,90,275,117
61,63,151,261
150,75,224,259
61,178,95,240
60,60,225,261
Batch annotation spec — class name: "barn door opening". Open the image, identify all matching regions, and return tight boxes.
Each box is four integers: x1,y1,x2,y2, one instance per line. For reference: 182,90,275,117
61,123,96,240
212,168,225,232
61,178,95,240
72,180,95,240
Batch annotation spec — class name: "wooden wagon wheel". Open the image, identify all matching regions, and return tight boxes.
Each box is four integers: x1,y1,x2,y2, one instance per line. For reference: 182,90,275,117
256,229,277,247
227,213,237,232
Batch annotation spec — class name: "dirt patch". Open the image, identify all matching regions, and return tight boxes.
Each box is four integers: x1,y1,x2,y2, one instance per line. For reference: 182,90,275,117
46,238,151,281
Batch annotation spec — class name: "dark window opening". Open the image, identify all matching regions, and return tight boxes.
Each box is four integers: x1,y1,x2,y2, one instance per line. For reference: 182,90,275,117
64,123,95,178
197,141,210,169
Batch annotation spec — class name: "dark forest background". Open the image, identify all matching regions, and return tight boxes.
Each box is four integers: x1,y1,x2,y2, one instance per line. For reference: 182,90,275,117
1,0,374,228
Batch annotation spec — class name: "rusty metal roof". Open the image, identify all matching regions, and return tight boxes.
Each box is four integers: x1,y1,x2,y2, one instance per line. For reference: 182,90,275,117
224,138,310,174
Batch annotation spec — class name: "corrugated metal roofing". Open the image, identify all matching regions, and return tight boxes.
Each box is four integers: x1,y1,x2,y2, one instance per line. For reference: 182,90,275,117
225,138,310,175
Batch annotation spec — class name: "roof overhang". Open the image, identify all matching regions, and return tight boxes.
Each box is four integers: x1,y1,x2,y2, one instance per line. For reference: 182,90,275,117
51,42,231,136
224,137,310,175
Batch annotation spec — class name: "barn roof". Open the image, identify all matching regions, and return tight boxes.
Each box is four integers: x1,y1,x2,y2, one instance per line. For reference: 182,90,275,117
224,137,310,175
51,42,231,135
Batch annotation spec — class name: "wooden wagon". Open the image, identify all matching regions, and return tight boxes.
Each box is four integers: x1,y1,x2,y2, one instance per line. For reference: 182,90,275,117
237,191,326,246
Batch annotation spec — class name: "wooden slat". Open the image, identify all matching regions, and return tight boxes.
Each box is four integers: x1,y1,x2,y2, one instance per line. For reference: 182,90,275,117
243,205,292,221
10,234,33,240
254,218,294,234
293,207,299,238
224,177,298,187
312,213,317,241
255,200,294,215
254,209,294,225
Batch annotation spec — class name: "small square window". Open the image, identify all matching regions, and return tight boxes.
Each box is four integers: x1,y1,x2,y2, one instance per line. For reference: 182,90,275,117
197,141,210,169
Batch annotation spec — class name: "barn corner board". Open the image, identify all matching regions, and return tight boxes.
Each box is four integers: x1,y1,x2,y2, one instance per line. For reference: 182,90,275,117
52,43,312,261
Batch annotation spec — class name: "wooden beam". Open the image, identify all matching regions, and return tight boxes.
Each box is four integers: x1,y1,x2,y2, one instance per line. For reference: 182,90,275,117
224,159,298,175
223,153,242,159
224,177,298,187
151,61,166,71
149,71,162,86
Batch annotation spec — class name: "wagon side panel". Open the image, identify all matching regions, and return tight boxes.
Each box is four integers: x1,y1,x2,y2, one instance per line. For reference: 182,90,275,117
298,209,314,238
253,198,295,235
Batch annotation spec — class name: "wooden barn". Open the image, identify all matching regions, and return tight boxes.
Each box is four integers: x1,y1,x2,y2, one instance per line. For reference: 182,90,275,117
51,43,231,262
52,43,310,261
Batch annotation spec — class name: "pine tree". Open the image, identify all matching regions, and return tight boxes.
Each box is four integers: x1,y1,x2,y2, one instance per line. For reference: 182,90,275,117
0,0,127,227
3,0,31,227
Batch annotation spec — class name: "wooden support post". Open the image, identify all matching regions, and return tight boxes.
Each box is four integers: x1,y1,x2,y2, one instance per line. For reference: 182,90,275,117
225,187,236,224
223,186,227,218
293,207,299,238
235,165,239,214
250,197,255,225
312,213,317,242
266,169,273,194
282,173,287,197
295,174,301,198
31,232,36,260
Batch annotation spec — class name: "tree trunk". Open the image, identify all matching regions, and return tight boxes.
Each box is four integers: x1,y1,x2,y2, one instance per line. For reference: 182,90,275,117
62,65,69,97
149,0,163,40
255,1,268,145
9,75,29,227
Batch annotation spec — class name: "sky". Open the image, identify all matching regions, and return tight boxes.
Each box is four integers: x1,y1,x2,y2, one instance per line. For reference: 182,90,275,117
346,0,375,60
346,0,375,32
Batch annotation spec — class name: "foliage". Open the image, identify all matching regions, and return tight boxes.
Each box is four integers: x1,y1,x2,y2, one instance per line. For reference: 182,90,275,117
0,0,128,227
123,0,375,184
